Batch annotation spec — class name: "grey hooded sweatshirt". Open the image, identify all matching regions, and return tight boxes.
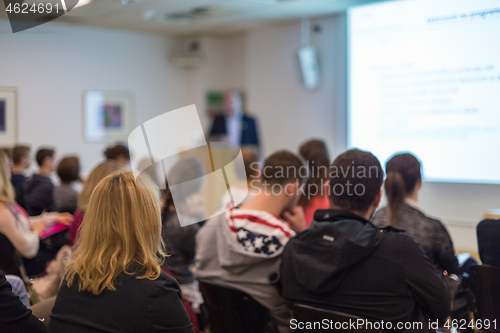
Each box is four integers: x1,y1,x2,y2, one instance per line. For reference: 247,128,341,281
195,208,295,333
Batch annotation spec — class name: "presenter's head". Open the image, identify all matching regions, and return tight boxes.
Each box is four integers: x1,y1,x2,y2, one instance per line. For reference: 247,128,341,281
223,90,243,117
384,152,422,224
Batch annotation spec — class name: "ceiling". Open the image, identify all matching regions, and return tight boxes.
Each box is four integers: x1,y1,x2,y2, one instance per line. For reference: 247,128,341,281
0,0,386,36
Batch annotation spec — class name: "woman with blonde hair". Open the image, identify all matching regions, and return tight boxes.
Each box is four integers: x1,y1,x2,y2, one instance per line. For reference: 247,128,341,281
0,151,71,277
49,172,194,333
68,161,120,244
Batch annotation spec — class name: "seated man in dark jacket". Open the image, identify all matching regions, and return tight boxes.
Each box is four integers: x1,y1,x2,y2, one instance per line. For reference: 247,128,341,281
23,148,56,216
280,149,450,332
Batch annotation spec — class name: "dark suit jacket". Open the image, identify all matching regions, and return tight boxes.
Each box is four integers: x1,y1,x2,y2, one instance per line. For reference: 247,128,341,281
0,272,47,333
209,114,260,146
477,219,500,267
49,271,194,333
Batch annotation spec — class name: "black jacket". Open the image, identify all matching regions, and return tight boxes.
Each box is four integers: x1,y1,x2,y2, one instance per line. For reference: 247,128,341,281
49,271,194,333
477,219,500,267
23,174,54,216
280,209,451,332
0,272,47,333
373,204,459,274
161,211,199,285
209,114,260,146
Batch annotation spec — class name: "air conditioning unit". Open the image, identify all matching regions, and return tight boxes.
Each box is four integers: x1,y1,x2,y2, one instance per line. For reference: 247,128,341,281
168,41,207,69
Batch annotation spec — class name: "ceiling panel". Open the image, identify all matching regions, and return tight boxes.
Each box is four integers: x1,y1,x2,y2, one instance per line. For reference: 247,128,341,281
0,0,389,36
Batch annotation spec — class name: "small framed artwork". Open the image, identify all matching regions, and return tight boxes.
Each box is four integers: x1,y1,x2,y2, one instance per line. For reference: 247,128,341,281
83,90,135,142
0,87,17,147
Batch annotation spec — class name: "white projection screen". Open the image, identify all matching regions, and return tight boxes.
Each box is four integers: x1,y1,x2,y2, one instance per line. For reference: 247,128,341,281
348,0,500,184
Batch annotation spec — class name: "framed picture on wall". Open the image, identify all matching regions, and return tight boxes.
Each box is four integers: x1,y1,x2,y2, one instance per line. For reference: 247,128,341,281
0,87,18,148
83,90,135,143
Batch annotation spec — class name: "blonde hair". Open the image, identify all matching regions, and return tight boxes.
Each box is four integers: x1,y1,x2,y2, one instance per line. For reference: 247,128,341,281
0,151,15,204
66,171,166,295
77,162,120,212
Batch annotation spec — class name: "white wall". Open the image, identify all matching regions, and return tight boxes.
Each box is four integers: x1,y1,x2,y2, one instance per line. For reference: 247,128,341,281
0,20,187,175
182,36,247,132
243,16,345,158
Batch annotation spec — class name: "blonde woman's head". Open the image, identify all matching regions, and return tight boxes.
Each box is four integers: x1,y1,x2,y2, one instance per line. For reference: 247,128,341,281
66,171,165,295
77,161,120,212
0,150,15,204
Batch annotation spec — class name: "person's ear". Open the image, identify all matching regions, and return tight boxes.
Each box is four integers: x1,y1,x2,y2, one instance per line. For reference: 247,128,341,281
417,177,423,190
373,189,383,209
284,182,298,198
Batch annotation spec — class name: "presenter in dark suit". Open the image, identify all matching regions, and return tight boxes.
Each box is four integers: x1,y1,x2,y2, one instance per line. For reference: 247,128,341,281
209,91,260,148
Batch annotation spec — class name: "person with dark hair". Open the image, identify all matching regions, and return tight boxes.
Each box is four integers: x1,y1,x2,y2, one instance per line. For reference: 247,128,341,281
23,148,56,216
372,153,459,275
196,150,307,333
298,139,330,227
103,143,130,168
280,149,450,332
476,217,500,267
53,156,80,214
161,157,205,312
10,145,31,214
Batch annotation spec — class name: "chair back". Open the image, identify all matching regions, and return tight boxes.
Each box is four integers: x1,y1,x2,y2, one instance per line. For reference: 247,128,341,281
198,281,277,333
291,303,383,333
469,265,500,333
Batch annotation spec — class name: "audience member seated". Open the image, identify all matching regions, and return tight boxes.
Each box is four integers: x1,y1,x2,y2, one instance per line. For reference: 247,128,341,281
68,161,119,245
10,145,32,215
195,151,307,333
49,172,194,333
0,151,72,277
103,143,130,168
372,153,459,275
0,272,47,333
23,148,56,216
280,149,451,331
218,148,260,210
297,139,330,227
53,156,80,214
161,157,205,312
477,218,500,267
